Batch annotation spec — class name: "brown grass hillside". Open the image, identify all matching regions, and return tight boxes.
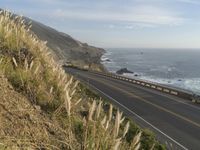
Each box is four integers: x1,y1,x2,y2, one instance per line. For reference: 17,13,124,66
0,10,165,150
0,72,69,149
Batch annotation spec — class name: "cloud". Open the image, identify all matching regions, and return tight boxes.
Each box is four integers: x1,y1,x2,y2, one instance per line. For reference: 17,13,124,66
108,24,115,29
53,5,184,27
125,23,157,29
176,0,200,4
3,0,186,28
105,23,157,30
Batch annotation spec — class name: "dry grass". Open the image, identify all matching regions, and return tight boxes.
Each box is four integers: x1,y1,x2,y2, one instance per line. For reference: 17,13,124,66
0,10,165,150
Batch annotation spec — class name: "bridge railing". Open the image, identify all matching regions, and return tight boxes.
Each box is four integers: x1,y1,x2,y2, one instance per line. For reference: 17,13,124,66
88,70,193,101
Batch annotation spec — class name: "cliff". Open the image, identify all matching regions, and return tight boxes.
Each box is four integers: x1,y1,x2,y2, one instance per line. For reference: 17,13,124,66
24,17,105,70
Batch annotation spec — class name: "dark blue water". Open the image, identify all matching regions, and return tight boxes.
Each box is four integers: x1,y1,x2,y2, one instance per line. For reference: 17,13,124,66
102,48,200,93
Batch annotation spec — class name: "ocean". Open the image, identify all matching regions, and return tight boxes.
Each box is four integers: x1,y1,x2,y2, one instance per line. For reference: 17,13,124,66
101,48,200,94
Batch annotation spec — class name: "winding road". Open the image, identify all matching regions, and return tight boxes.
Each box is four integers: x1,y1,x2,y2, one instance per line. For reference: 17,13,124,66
65,67,200,150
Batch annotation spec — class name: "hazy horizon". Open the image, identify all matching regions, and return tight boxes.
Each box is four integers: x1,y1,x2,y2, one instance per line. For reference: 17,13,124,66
1,0,200,49
105,47,200,50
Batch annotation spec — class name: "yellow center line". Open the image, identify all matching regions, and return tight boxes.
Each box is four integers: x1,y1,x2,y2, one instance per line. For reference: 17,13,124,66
82,73,200,128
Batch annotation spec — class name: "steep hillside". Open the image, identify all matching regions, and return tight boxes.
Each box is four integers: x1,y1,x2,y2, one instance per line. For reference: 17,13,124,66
24,17,105,70
0,72,68,149
0,10,164,150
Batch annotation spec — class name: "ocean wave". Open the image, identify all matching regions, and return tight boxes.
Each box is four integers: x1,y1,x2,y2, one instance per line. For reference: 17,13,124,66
149,66,176,73
123,73,200,94
182,79,200,94
103,51,112,57
101,57,110,61
102,48,200,94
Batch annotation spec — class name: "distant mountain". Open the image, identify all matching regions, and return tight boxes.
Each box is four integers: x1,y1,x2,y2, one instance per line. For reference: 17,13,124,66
0,8,105,70
23,16,105,70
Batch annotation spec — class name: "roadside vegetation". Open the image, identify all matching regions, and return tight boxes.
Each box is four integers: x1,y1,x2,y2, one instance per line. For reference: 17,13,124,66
0,10,165,149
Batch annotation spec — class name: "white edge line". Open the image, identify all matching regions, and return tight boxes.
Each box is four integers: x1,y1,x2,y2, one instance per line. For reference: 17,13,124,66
81,71,200,111
88,83,188,150
98,73,200,111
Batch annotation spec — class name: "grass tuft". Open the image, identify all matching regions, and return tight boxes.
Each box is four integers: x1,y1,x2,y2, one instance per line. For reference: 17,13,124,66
0,10,166,150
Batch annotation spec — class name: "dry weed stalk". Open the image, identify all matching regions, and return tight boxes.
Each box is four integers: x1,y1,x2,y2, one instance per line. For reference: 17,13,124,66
113,110,123,138
130,131,142,149
150,143,155,150
74,98,82,106
12,57,18,67
0,58,3,64
108,104,113,122
101,115,107,126
65,90,72,116
113,138,121,150
134,142,141,150
123,121,130,138
88,100,96,121
96,100,102,119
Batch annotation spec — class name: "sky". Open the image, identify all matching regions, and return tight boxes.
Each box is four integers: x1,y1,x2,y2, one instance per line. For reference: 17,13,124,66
1,0,200,48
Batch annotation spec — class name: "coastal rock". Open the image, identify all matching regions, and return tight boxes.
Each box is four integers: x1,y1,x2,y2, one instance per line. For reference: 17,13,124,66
134,74,139,77
116,68,133,75
105,59,111,62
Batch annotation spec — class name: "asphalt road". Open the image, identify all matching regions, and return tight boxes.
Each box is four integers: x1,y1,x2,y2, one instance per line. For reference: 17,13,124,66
65,67,200,150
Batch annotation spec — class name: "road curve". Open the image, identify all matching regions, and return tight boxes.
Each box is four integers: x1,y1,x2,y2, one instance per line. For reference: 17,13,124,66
65,67,200,150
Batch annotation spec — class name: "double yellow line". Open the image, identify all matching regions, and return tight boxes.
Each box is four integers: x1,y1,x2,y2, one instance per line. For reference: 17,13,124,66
85,73,200,128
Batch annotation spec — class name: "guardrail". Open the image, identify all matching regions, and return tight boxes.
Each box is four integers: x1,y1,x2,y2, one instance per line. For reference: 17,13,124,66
64,66,197,102
88,70,194,101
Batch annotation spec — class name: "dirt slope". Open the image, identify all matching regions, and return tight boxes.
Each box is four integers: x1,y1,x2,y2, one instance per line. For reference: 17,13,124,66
0,72,68,149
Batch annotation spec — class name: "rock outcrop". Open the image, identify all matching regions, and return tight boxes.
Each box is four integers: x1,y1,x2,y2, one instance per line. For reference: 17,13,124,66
116,68,133,75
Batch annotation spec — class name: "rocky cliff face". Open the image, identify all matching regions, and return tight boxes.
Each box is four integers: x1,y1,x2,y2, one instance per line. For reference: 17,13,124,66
24,17,105,70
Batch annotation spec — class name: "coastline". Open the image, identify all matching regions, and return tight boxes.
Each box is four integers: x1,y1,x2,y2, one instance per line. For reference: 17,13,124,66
101,49,200,94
